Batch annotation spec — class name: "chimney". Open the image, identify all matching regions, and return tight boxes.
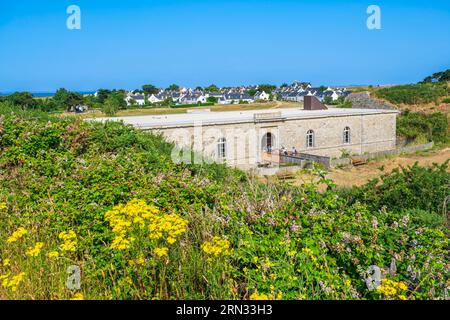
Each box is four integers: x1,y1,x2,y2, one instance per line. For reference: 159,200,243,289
304,96,328,110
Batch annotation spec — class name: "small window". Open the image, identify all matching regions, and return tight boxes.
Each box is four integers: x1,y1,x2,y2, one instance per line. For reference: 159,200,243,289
217,138,227,160
306,130,315,148
343,127,351,144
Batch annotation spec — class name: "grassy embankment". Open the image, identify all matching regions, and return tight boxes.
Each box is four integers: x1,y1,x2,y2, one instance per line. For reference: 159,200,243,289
0,104,448,300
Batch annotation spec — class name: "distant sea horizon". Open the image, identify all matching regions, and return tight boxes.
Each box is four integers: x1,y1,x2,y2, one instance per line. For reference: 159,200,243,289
0,83,400,98
0,91,96,97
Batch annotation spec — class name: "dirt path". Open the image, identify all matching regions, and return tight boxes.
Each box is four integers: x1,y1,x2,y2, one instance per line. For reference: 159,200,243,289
326,148,450,188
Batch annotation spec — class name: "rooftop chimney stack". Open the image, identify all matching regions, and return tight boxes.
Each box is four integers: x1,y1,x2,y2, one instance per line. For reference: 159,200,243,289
304,96,328,110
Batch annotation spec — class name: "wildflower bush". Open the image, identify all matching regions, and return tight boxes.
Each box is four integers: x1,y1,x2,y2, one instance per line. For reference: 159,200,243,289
0,106,448,300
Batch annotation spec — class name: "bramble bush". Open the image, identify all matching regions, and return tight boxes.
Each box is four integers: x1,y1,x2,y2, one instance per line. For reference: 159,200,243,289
0,106,448,300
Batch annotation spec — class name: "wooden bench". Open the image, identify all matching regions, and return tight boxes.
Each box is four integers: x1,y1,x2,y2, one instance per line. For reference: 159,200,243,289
351,157,368,166
276,172,296,180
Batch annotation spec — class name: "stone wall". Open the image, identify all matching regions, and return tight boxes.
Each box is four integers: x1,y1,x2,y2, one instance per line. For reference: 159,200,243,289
346,91,397,110
146,112,398,170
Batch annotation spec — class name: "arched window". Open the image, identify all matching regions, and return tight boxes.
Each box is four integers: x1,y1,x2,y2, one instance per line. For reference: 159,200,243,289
217,138,227,160
306,130,315,148
343,127,351,144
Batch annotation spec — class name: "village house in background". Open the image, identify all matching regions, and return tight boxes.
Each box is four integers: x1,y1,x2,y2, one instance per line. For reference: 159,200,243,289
116,81,352,107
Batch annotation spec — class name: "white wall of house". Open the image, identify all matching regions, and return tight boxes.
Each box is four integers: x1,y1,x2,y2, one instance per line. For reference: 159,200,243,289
125,96,146,106
255,91,270,100
148,94,162,104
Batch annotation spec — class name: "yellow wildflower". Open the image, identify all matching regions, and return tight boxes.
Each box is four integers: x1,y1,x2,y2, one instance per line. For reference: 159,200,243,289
2,259,10,267
60,240,77,252
1,272,26,292
105,199,188,251
59,231,76,241
154,247,169,258
377,279,409,299
201,236,231,257
70,293,84,300
0,203,7,210
0,274,10,287
397,282,408,291
58,231,78,253
250,291,269,300
110,236,133,251
136,255,145,265
26,242,44,257
288,250,297,257
7,227,28,243
46,251,60,259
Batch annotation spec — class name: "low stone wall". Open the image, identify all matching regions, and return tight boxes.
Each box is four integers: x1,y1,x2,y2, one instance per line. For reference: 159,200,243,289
253,166,302,177
365,142,434,160
281,153,331,168
330,142,434,167
330,158,352,167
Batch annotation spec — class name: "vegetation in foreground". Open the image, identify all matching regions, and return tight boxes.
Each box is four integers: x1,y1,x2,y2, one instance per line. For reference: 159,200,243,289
0,105,448,300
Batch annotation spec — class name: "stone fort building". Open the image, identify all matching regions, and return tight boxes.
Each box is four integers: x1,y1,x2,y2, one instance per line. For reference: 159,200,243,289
98,99,399,170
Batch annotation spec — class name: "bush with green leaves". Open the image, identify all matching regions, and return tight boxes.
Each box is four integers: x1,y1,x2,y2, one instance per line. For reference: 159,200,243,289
0,106,448,300
397,111,449,144
375,83,449,105
340,162,450,226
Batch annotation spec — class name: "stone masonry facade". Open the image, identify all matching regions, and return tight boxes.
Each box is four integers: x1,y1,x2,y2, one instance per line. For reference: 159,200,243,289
145,111,398,170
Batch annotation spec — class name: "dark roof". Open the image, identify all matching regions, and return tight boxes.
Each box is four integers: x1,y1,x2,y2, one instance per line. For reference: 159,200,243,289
224,93,253,100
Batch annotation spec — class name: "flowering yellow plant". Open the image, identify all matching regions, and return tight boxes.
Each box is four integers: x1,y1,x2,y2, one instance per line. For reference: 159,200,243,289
46,251,60,259
377,278,408,300
154,247,169,258
201,236,231,257
0,202,7,210
26,242,44,257
1,272,26,292
59,231,78,252
70,293,84,300
7,227,27,243
105,199,188,251
249,291,269,300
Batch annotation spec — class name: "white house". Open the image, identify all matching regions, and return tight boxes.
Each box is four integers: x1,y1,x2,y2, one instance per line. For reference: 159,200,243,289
125,94,146,106
218,93,255,105
320,90,340,102
254,91,270,101
179,93,208,105
148,94,163,104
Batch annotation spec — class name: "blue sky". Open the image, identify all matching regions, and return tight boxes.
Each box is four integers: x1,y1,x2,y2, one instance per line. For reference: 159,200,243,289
1,0,449,92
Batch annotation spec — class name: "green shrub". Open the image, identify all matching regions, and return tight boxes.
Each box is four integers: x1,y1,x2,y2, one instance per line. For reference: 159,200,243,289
397,111,449,144
0,108,448,300
341,162,450,220
375,83,449,105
